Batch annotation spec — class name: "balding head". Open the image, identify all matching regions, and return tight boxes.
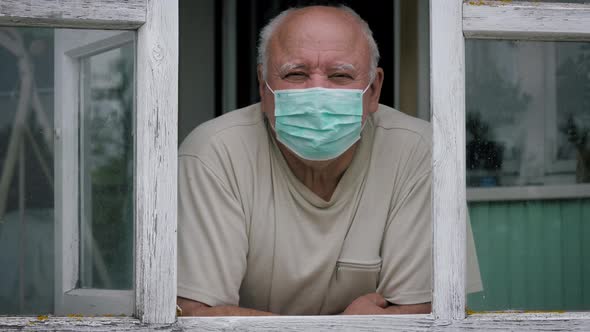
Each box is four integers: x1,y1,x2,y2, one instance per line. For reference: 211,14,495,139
257,5,380,81
256,5,384,133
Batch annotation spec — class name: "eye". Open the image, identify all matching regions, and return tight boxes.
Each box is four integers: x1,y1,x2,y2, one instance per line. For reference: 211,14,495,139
329,73,353,80
331,73,352,78
284,71,305,77
282,72,308,82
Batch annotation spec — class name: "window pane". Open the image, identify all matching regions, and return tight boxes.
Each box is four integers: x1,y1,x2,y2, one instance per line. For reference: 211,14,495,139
466,40,590,187
79,45,134,290
0,27,55,315
466,39,590,311
0,27,134,315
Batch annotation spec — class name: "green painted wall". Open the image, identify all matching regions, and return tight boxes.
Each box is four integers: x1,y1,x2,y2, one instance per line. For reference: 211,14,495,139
467,198,590,311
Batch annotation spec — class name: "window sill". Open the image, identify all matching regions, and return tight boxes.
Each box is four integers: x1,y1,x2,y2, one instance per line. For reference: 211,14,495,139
2,312,590,330
178,314,434,330
178,312,590,330
0,316,149,331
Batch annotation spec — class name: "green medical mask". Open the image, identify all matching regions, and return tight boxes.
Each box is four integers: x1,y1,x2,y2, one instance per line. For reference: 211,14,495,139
266,82,370,161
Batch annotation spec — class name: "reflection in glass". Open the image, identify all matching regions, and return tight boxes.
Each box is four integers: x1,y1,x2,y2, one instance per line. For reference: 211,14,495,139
468,198,590,311
466,40,590,187
79,44,134,290
0,27,55,315
0,27,135,315
466,40,590,312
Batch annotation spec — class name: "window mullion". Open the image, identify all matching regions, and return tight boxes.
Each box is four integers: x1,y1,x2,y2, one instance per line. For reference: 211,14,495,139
430,0,467,321
135,0,179,324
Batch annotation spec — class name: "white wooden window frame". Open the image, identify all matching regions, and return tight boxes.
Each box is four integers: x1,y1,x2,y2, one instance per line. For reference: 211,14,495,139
1,0,590,331
0,0,178,328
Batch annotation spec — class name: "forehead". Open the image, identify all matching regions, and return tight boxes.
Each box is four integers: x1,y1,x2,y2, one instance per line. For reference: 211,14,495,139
269,7,370,69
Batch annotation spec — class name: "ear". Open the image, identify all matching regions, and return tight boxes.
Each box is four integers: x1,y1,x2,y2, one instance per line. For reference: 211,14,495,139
257,64,266,99
367,68,384,114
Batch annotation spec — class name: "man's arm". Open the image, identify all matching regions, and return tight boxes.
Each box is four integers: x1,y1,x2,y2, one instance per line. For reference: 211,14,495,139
177,155,251,315
177,297,275,316
179,293,430,316
341,293,431,315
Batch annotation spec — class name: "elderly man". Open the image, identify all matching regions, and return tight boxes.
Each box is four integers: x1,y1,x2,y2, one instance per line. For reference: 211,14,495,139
177,5,481,316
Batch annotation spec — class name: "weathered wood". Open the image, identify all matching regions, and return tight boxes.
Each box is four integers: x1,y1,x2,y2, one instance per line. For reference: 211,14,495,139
178,315,436,332
0,317,152,331
0,0,145,29
463,1,590,41
454,313,590,331
135,0,178,324
430,0,466,321
2,313,590,331
179,314,590,331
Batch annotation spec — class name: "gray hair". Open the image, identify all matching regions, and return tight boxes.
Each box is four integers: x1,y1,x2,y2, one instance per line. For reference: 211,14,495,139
257,5,380,82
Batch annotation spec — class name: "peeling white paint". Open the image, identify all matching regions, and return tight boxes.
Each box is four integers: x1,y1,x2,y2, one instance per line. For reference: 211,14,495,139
135,0,178,325
464,1,590,41
0,0,145,29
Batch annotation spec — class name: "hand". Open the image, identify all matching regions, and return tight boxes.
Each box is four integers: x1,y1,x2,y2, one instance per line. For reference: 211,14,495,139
177,296,209,316
341,292,389,315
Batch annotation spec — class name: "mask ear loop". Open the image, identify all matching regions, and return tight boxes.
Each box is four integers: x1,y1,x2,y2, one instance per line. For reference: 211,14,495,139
360,82,373,134
263,81,277,131
265,81,276,94
362,82,371,94
360,116,368,134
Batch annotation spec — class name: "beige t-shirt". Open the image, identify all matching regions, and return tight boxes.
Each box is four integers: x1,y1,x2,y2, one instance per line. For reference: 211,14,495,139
177,103,482,315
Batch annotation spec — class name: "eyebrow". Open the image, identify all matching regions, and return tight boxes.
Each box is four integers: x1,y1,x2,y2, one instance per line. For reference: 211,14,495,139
277,63,357,73
330,63,356,72
278,63,307,73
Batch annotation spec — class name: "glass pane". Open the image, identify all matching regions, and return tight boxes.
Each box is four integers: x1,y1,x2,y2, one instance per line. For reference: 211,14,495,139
79,45,134,290
466,40,590,187
0,27,135,315
0,28,55,315
466,39,590,311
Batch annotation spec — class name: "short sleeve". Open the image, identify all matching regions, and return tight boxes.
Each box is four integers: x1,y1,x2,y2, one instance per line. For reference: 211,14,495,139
377,170,484,304
377,171,432,305
177,154,248,307
466,213,484,294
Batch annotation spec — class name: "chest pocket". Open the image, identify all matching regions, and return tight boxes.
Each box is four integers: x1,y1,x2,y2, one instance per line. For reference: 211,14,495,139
320,258,382,314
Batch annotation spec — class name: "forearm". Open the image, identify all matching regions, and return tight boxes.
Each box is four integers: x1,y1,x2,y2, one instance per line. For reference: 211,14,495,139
185,305,276,316
178,296,276,316
383,302,431,315
340,293,431,315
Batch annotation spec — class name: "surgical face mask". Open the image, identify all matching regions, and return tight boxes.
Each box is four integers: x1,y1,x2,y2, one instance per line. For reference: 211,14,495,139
266,82,370,161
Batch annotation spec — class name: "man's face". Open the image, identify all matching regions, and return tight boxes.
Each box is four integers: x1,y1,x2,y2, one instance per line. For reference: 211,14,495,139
258,7,384,127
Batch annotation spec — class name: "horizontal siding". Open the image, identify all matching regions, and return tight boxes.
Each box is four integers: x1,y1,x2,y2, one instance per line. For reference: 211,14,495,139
468,198,590,311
